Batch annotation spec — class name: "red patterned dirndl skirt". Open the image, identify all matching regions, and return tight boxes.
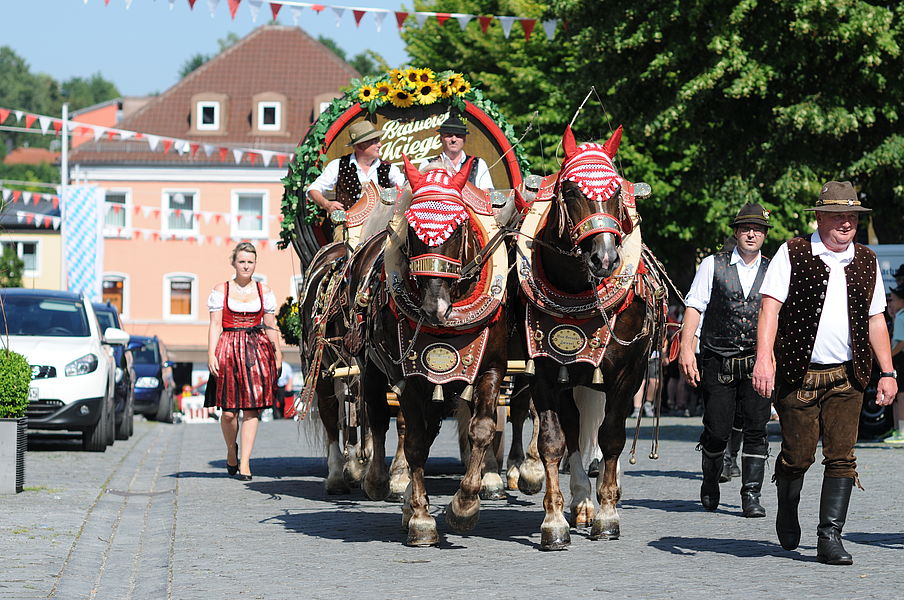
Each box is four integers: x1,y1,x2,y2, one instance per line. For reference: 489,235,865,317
214,327,277,410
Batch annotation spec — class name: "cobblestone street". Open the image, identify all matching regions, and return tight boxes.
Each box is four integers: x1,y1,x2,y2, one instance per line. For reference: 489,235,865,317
2,415,901,599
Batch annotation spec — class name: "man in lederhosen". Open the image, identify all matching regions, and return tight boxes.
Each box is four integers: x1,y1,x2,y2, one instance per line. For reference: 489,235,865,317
753,181,897,564
679,203,773,517
420,113,494,191
307,120,406,239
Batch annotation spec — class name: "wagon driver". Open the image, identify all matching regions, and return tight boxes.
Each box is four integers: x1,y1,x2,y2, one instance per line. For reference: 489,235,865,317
420,113,494,191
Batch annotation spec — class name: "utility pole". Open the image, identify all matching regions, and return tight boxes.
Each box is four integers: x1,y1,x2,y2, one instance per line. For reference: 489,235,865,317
60,103,68,291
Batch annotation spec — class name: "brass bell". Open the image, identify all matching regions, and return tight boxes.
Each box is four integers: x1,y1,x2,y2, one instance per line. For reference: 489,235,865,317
459,384,474,402
390,380,406,397
592,367,604,385
557,365,569,384
629,456,637,465
524,359,536,376
432,384,444,403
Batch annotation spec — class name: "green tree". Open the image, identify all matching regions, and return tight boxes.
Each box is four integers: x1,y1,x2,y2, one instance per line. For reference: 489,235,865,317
317,35,390,76
60,73,120,110
0,246,24,288
402,1,904,288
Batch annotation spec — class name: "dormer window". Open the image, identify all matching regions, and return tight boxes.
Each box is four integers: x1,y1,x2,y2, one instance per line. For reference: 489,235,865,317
197,101,220,130
258,101,281,131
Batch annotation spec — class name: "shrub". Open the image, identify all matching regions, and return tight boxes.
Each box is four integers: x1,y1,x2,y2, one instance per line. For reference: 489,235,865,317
0,350,30,418
276,297,301,346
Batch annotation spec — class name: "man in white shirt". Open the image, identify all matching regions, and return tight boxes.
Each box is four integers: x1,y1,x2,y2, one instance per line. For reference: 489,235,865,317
679,203,772,517
753,180,897,565
307,120,406,217
420,113,494,190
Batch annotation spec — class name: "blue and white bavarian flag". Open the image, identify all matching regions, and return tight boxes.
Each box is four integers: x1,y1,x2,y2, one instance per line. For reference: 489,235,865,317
64,185,104,302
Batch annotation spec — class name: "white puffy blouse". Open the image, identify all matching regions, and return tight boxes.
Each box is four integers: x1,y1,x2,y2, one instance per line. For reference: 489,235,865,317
207,287,277,314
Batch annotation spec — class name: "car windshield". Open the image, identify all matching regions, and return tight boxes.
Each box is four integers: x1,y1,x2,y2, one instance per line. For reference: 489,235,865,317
1,295,91,337
95,310,117,331
132,342,160,365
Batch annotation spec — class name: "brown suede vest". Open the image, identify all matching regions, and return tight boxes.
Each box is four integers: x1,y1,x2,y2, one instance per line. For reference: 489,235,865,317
776,236,876,388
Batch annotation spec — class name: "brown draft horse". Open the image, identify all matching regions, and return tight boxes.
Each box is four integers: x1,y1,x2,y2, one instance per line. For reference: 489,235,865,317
360,157,510,546
517,125,667,550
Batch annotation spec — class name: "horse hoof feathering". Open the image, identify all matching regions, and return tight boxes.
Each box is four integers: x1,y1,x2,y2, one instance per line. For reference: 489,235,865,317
516,459,545,495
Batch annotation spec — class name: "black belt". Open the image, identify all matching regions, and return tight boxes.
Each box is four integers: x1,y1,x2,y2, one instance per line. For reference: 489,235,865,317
809,361,849,371
223,324,267,333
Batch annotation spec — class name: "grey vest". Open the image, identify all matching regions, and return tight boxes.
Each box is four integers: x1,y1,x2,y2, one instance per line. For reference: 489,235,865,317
700,252,769,358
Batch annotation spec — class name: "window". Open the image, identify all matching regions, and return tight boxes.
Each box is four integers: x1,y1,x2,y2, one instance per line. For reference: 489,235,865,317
163,273,198,320
196,101,220,131
257,102,281,131
231,191,266,238
164,191,198,235
102,275,126,315
104,190,130,236
2,240,39,276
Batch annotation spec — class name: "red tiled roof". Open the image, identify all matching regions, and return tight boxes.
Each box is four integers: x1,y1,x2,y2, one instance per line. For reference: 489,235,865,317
3,147,60,165
70,26,359,166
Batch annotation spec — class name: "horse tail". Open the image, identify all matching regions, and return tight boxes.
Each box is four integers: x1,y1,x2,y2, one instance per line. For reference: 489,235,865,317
574,386,605,471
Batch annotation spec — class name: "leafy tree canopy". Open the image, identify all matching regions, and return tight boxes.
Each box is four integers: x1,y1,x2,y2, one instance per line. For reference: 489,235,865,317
402,0,904,288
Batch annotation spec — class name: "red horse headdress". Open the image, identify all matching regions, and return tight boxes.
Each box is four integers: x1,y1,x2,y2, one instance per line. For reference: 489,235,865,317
402,154,473,247
559,125,623,203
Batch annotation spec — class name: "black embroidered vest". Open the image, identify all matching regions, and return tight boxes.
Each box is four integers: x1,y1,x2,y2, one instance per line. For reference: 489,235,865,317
776,236,876,388
700,251,770,358
335,154,393,209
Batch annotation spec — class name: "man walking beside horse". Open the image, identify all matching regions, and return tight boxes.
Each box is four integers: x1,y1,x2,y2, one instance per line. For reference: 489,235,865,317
679,204,773,517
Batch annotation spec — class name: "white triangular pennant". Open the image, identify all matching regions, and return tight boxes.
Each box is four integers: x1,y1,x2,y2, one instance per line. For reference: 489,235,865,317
215,236,224,246
232,149,244,164
142,206,153,218
259,150,273,167
13,111,23,123
1,189,9,202
16,212,24,224
34,215,42,229
289,6,302,25
38,116,51,134
456,15,473,30
52,217,61,230
196,235,205,246
498,16,516,38
203,211,213,224
119,130,135,141
414,12,429,27
247,0,262,21
207,0,220,17
146,135,160,151
202,144,215,157
332,6,344,26
373,11,386,32
93,125,105,141
124,0,133,8
22,192,32,204
542,19,558,40
169,0,175,9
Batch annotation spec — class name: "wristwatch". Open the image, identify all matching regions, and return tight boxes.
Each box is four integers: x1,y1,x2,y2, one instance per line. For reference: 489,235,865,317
879,370,897,378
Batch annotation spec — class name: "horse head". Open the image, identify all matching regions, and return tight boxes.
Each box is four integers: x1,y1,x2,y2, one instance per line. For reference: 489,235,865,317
555,125,627,280
402,154,474,325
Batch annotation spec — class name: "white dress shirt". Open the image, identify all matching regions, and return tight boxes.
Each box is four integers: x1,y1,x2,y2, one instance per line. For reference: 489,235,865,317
759,231,886,364
307,153,405,195
685,248,764,315
419,152,494,190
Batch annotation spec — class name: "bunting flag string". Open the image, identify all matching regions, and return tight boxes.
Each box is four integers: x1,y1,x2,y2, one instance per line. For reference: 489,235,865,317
84,0,558,40
0,105,292,168
1,186,62,209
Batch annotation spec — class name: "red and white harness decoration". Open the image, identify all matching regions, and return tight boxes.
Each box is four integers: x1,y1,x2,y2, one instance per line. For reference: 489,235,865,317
560,142,621,204
404,168,470,247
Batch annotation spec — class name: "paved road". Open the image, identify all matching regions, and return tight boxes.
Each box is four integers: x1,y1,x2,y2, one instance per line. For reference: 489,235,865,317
1,414,901,599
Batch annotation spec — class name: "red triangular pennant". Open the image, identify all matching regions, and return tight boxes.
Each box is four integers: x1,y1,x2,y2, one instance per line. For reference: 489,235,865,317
218,147,229,162
107,130,116,141
0,109,9,123
53,196,60,210
227,0,240,19
269,2,281,19
311,4,325,12
162,139,174,154
395,11,408,29
190,143,200,157
188,0,197,7
248,152,258,165
352,9,366,26
436,13,450,26
521,18,536,40
276,155,286,168
478,16,492,33
52,120,62,134
12,191,21,202
25,114,37,128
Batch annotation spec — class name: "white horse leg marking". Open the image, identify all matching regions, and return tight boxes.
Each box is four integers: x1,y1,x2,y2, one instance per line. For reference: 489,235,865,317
574,386,605,473
568,450,594,527
325,440,350,495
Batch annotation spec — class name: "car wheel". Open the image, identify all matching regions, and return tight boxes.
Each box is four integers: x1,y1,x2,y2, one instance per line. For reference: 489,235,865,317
115,395,133,440
126,398,134,437
82,398,109,452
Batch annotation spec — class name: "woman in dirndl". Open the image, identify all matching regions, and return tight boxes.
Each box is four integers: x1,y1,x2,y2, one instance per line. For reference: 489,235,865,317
207,242,282,481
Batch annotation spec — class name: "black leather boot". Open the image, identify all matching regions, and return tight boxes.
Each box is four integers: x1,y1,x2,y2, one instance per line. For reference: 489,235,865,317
700,449,723,511
729,428,742,478
719,452,732,483
816,477,854,565
775,475,804,550
740,456,766,518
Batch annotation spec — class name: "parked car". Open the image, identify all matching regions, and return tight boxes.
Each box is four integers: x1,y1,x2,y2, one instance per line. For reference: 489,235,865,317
92,302,135,440
0,288,129,451
130,335,175,423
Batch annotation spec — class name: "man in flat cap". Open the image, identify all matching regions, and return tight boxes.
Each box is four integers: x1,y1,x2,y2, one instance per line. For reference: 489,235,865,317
307,120,406,219
680,203,773,518
753,181,897,565
420,113,494,190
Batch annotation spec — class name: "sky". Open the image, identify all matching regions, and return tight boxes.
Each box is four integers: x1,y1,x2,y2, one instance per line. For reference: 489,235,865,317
3,0,412,97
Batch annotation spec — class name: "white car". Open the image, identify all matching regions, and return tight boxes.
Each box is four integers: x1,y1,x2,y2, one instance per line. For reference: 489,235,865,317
0,288,130,451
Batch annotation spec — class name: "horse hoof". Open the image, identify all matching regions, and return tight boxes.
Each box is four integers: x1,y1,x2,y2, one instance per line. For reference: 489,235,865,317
571,505,594,528
406,516,439,547
587,458,600,478
479,488,507,501
343,462,365,488
445,505,480,533
590,520,620,540
363,480,390,502
325,478,350,495
506,473,520,491
386,490,405,503
540,526,571,551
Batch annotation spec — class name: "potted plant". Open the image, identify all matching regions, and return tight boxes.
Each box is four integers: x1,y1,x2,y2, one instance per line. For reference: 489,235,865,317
0,349,30,494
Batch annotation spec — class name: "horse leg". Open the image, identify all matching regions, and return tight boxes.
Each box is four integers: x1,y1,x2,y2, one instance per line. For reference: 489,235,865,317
362,363,391,501
535,388,570,551
457,397,504,500
505,387,528,490
518,398,545,495
480,403,506,500
447,369,505,532
563,390,594,528
387,407,411,503
591,408,630,541
575,386,605,476
399,387,438,547
317,385,350,495
339,389,366,488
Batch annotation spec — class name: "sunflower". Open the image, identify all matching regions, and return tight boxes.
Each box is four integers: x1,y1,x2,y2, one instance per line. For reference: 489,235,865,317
415,67,435,84
357,85,379,103
375,81,393,98
415,82,440,105
388,69,405,85
388,86,415,108
450,77,471,96
402,67,420,89
438,79,454,98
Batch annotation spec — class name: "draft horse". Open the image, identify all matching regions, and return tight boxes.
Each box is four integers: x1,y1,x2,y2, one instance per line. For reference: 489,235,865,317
516,125,668,550
360,157,510,546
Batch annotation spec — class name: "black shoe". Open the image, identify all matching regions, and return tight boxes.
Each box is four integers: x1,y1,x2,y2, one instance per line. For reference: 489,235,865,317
237,473,253,482
700,449,723,511
740,456,766,518
775,475,804,550
816,477,854,565
226,442,239,476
